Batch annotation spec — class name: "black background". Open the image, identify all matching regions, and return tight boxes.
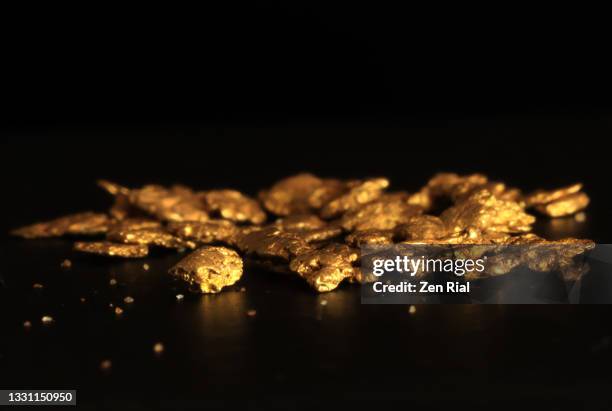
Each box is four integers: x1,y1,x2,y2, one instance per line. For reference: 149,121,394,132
2,3,612,410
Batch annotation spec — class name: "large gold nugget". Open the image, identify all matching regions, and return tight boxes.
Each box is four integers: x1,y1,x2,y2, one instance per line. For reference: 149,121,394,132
340,194,422,231
129,184,209,223
107,227,196,249
289,244,359,292
168,220,239,245
320,178,389,219
259,173,325,216
441,189,535,235
201,190,266,224
73,241,149,258
12,212,110,239
169,246,243,293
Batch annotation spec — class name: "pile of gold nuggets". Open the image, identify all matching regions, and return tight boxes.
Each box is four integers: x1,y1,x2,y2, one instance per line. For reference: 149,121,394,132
11,173,594,293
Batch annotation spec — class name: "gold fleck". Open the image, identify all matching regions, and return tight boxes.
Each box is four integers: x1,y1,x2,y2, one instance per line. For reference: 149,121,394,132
143,263,150,271
575,212,587,223
60,259,72,269
32,283,43,289
100,359,112,372
124,296,134,304
114,306,124,316
175,294,184,301
153,342,165,355
23,321,32,329
41,315,54,325
409,305,417,315
246,309,257,317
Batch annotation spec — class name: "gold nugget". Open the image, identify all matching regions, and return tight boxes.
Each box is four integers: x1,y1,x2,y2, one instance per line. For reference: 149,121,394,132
107,227,196,249
12,212,110,238
289,244,360,292
74,241,149,258
169,246,243,293
340,194,422,231
441,189,535,235
201,189,266,224
233,226,313,261
259,173,326,216
320,178,389,219
168,220,239,245
525,183,589,217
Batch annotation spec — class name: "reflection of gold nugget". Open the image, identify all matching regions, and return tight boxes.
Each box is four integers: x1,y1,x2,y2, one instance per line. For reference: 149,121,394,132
74,241,149,258
12,212,110,238
169,246,243,293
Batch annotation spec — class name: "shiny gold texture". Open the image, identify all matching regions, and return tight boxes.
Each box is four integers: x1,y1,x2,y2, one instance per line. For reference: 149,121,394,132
73,241,149,258
168,220,239,245
441,189,535,235
107,227,196,249
169,246,243,293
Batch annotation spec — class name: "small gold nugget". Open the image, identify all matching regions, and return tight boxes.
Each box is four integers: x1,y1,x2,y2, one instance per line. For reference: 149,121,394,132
525,183,590,217
320,178,390,219
259,173,326,216
169,246,243,293
12,212,110,238
340,193,422,231
74,241,149,258
201,190,266,225
289,244,360,292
